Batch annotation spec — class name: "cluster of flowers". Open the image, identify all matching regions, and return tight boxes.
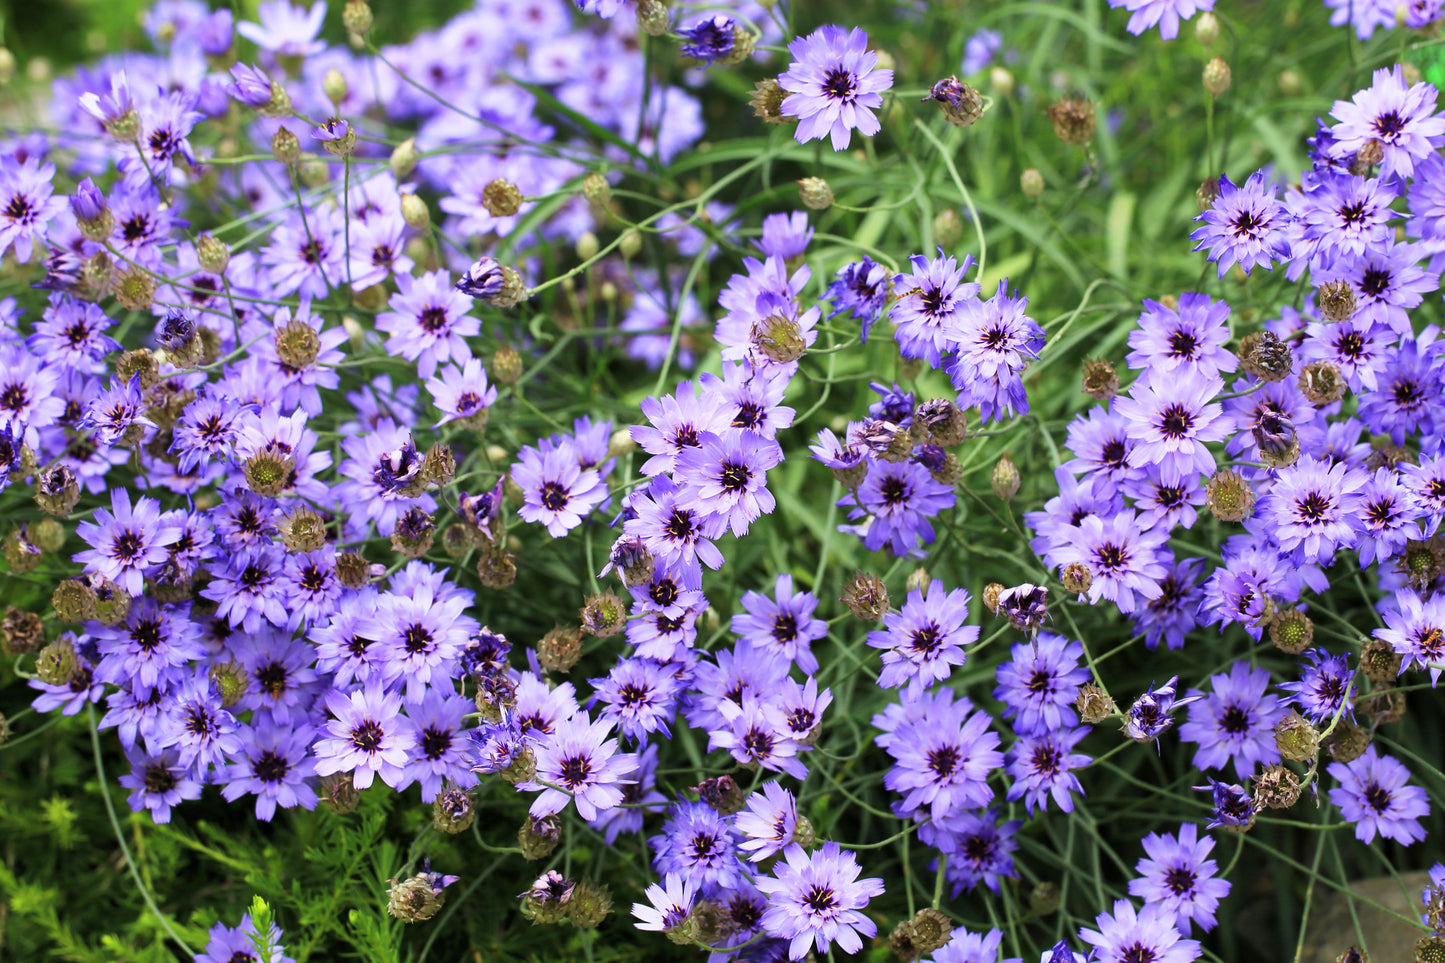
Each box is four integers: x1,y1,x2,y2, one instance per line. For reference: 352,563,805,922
6,0,1444,960
1095,0,1444,41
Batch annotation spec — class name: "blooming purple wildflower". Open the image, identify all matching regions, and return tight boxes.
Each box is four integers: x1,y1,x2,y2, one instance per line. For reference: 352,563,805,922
1125,294,1239,378
194,912,295,963
1278,648,1355,723
711,694,807,778
994,633,1090,734
1328,746,1431,845
732,573,827,675
1263,455,1368,565
1109,0,1214,39
1374,591,1445,684
73,490,180,597
679,15,737,64
1079,899,1202,963
1179,661,1284,778
592,657,680,742
526,712,636,821
947,280,1044,422
736,781,802,863
313,687,418,791
650,800,742,894
930,927,1022,963
826,257,892,341
631,872,697,935
376,270,479,379
882,695,1002,821
1129,823,1231,934
221,719,318,821
1056,510,1169,614
625,474,725,574
675,429,783,536
755,842,885,960
0,157,65,264
1123,676,1197,743
152,673,241,773
841,458,957,557
778,26,893,151
868,581,978,696
237,0,327,57
1190,171,1291,277
1328,65,1445,181
1005,726,1091,815
119,746,202,824
890,252,979,367
1114,372,1228,485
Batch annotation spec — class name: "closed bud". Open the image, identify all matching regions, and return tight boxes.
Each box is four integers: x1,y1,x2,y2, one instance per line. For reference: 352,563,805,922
400,193,430,230
318,772,361,813
990,66,1015,98
476,544,517,589
1253,411,1300,469
618,228,643,259
387,875,445,923
1354,138,1385,171
933,208,963,247
580,592,627,638
390,507,436,558
342,0,373,36
750,77,789,125
271,126,301,166
841,571,889,620
113,267,157,312
1197,177,1221,213
278,507,327,552
1060,562,1092,595
335,551,374,589
323,68,348,107
35,635,78,686
195,234,230,275
1020,167,1044,199
797,176,833,210
751,312,807,363
1317,279,1356,322
982,582,1004,613
1,606,43,655
635,0,670,35
421,442,455,487
792,813,816,849
581,172,610,206
1299,360,1346,405
923,76,985,128
1203,57,1231,97
536,625,583,673
1323,718,1370,763
1081,358,1119,401
991,453,1021,500
891,907,953,961
692,775,746,815
52,578,97,623
482,178,522,217
575,230,599,261
36,463,81,516
1194,11,1220,45
30,518,63,554
1275,710,1320,762
1278,70,1304,98
432,786,475,834
1205,469,1254,522
389,138,417,180
519,814,562,859
567,879,613,929
1267,608,1313,654
905,567,931,596
300,157,329,188
1360,638,1402,683
3,527,41,574
1046,96,1095,145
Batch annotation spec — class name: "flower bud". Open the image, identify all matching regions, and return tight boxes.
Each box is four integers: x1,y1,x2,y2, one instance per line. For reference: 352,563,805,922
35,635,78,686
618,228,643,259
751,312,807,364
797,176,833,210
982,582,1004,613
388,138,417,181
195,234,230,275
932,208,963,247
1020,167,1044,199
1205,469,1254,522
1274,710,1320,762
519,814,562,860
209,661,249,707
990,66,1015,98
1267,608,1313,654
1354,138,1385,171
991,453,1021,500
1317,280,1356,322
915,398,967,446
482,178,522,217
432,786,475,834
1253,411,1300,469
1202,57,1231,97
1278,69,1304,98
35,463,80,516
1046,96,1095,145
476,544,517,589
1029,882,1062,917
323,68,348,108
1358,681,1405,726
841,571,889,620
334,551,374,589
1360,638,1402,683
923,76,985,128
750,77,789,124
536,625,583,673
391,507,436,558
635,0,670,35
1081,358,1119,401
1077,682,1117,724
574,230,600,262
278,507,327,552
1196,177,1221,213
580,592,627,638
905,566,931,596
387,875,445,924
3,527,41,574
1060,562,1092,595
1238,330,1293,382
1194,11,1220,45
271,126,301,166
1323,718,1370,763
29,518,62,555
400,193,430,230
52,578,97,623
343,0,373,36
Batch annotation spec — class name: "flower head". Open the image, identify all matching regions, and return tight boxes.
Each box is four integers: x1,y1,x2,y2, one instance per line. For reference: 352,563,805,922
778,26,893,151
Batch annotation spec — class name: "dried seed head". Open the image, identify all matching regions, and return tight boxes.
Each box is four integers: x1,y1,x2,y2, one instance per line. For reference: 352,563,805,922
1081,358,1120,401
244,449,295,498
1238,330,1293,382
335,551,374,589
278,507,327,553
566,879,613,929
1398,538,1445,593
1317,279,1356,322
750,78,789,124
751,312,807,363
692,775,746,816
1360,638,1402,683
1254,764,1302,810
1268,608,1313,655
1418,935,1445,963
318,771,361,813
1029,882,1062,917
88,575,131,626
915,398,967,446
421,442,455,487
536,625,583,673
387,875,445,923
1076,682,1116,724
923,76,985,128
841,571,890,621
274,319,321,370
1275,710,1320,762
476,544,517,589
1,606,42,656
52,578,98,623
1323,718,1370,763
482,178,523,217
1205,469,1254,522
797,177,833,211
390,507,436,559
1354,138,1385,170
1060,562,1092,595
933,208,963,247
890,907,954,961
1358,681,1405,726
1046,96,1095,145
991,453,1021,500
1299,360,1346,405
113,267,157,311
579,592,627,638
1197,177,1221,213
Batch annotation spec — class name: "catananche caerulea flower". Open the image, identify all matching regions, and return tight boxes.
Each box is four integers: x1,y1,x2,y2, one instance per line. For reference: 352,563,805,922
1327,746,1431,844
674,429,784,536
0,157,65,264
867,581,978,696
1005,726,1091,815
1108,0,1214,39
631,871,697,935
1129,823,1231,934
778,26,894,151
735,781,802,863
312,686,417,790
1263,455,1368,565
993,633,1090,734
890,252,979,367
754,842,885,960
1278,648,1355,723
827,257,892,341
119,745,203,824
732,573,827,674
841,458,957,557
1179,661,1284,778
947,280,1044,422
1079,899,1202,963
1374,591,1445,684
1113,371,1229,485
1125,294,1239,378
73,489,180,597
1055,510,1170,614
1190,171,1291,277
1328,64,1445,182
881,694,1002,821
220,718,318,821
194,911,295,963
375,270,479,379
650,799,742,894
524,712,636,822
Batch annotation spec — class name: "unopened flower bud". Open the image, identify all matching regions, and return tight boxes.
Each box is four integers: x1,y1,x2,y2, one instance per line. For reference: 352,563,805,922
797,176,833,210
387,874,446,923
581,172,610,205
1020,167,1044,199
692,775,746,815
923,76,985,127
991,453,1021,500
1360,638,1402,683
536,625,583,673
488,346,523,387
343,0,373,36
1030,882,1062,917
476,543,518,589
1355,138,1385,170
88,575,130,626
841,571,889,621
3,527,41,574
906,566,931,596
990,66,1015,97
319,771,361,813
1195,11,1220,45
35,635,78,685
1253,411,1300,469
29,519,62,556
982,582,1004,613
750,77,789,125
432,786,475,834
1205,469,1254,522
388,138,417,181
1203,57,1231,97
635,0,670,35
1323,718,1370,763
519,814,562,859
323,68,348,107
1046,96,1095,145
1317,280,1356,322
933,208,963,247
1081,358,1119,401
580,592,627,638
574,230,600,262
618,228,643,258
1060,562,1092,595
1358,681,1406,726
113,267,156,312
271,126,301,166
482,178,522,218
52,578,98,623
1275,710,1320,762
1197,177,1221,213
1278,69,1304,98
275,318,321,370
792,813,816,849
278,507,327,553
400,193,430,230
209,661,249,708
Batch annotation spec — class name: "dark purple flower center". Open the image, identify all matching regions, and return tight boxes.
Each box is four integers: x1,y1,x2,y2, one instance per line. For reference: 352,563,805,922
1360,267,1392,297
299,239,325,265
1295,492,1332,522
1092,541,1129,572
664,509,695,540
418,306,450,332
404,624,433,654
132,618,163,651
618,683,651,707
1164,867,1197,896
821,67,857,102
1363,783,1392,813
879,477,910,506
1338,200,1368,226
1167,329,1199,358
927,745,961,777
963,832,996,864
1230,209,1263,237
143,763,177,794
255,750,290,783
733,401,765,429
1120,943,1158,963
4,193,34,222
371,244,394,265
673,425,700,448
743,727,774,758
1373,111,1404,138
1026,670,1053,693
788,707,815,732
350,720,384,753
1219,705,1250,733
559,754,592,788
421,725,452,760
1030,743,1062,775
909,624,943,653
111,530,144,561
1158,403,1195,439
1100,438,1129,470
719,461,751,491
772,614,797,643
148,127,181,160
802,884,837,912
539,482,570,512
256,662,288,697
918,286,948,318
122,215,150,243
1393,378,1425,408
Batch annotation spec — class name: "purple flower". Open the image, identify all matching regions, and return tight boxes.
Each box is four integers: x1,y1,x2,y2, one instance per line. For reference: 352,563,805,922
237,0,327,57
1129,823,1231,934
225,63,275,109
679,15,736,63
398,689,477,802
710,694,807,779
313,686,418,790
525,712,636,821
1374,591,1445,684
1123,676,1196,743
1263,455,1368,566
1328,746,1431,845
1055,510,1169,614
993,633,1090,734
591,657,680,742
0,157,65,264
732,573,827,675
1004,725,1091,815
1079,899,1202,963
946,280,1044,422
778,26,893,151
650,800,742,894
1179,662,1284,778
426,358,498,428
625,474,725,574
1125,294,1239,378
376,270,479,379
119,746,202,824
754,842,885,960
195,912,295,963
890,252,979,367
736,781,802,863
826,257,892,341
867,581,979,696
1297,171,1397,263
152,674,241,773
1110,0,1214,38
1114,372,1229,485
221,720,318,822
1328,65,1445,182
841,458,957,557
1278,648,1355,723
675,429,784,537
1190,171,1291,277
73,490,180,597
631,872,697,934
881,694,1002,821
